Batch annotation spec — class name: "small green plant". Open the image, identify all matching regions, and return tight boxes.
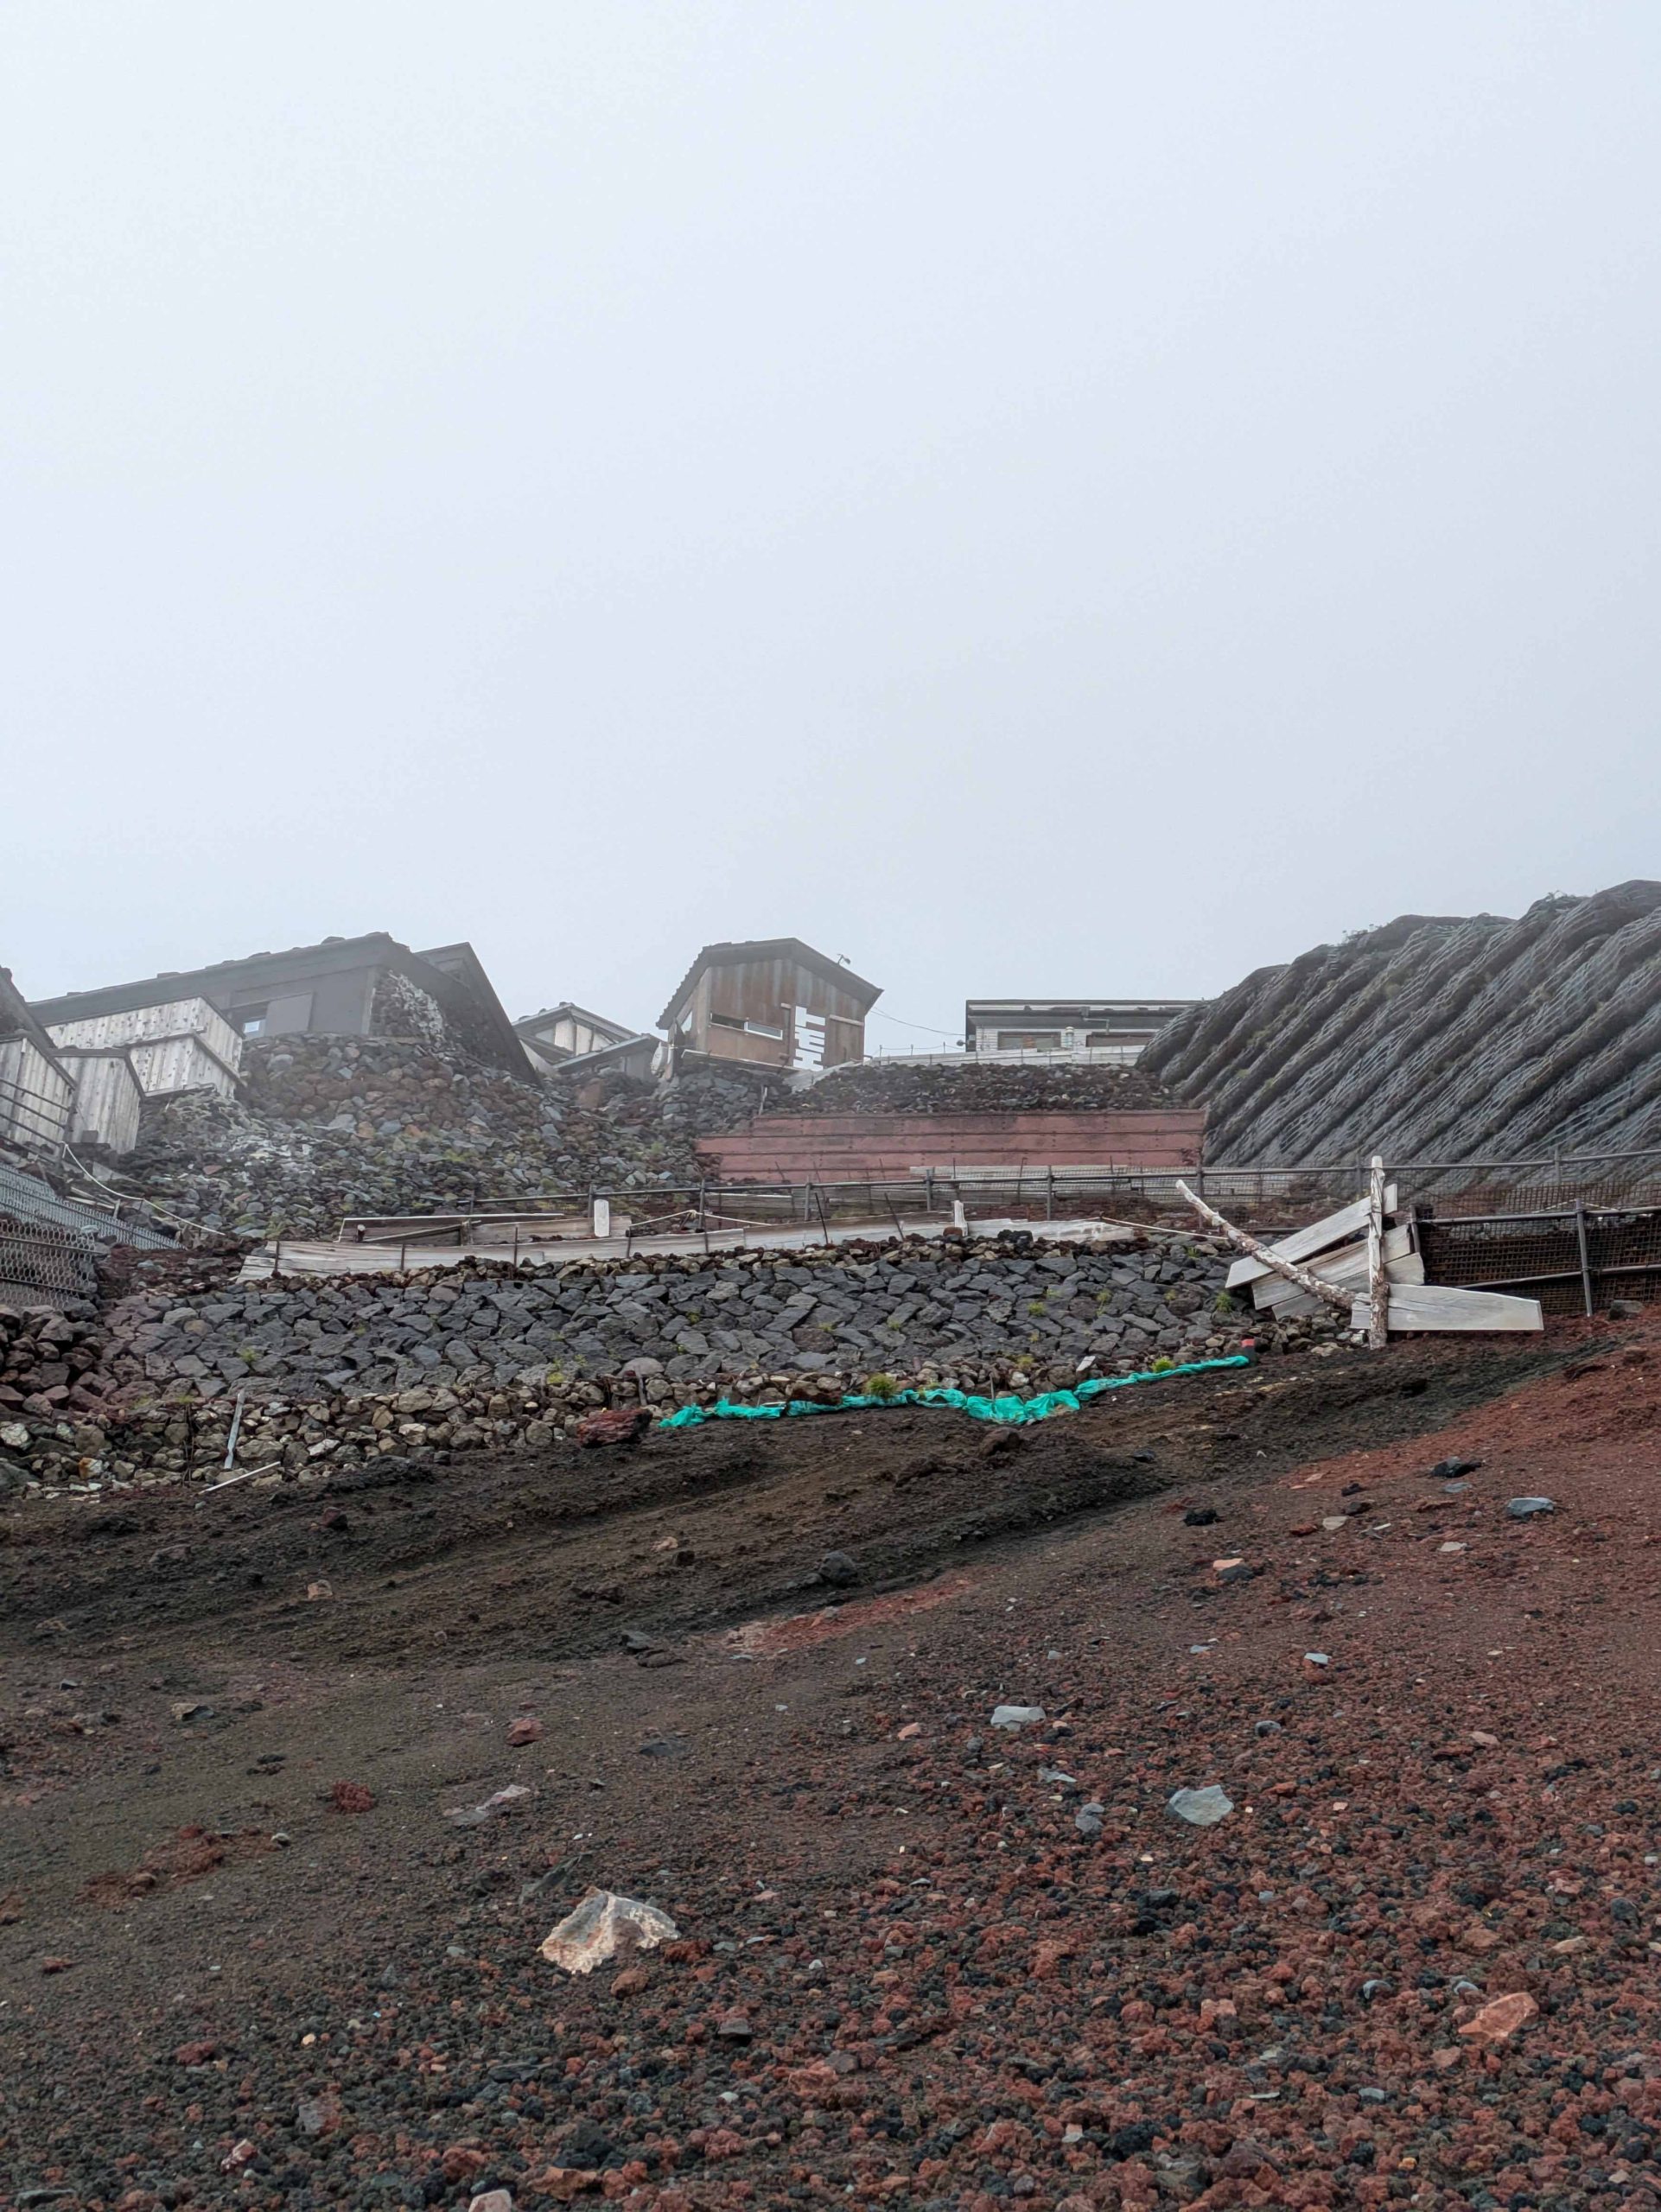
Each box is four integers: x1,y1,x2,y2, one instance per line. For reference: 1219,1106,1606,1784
1150,1355,1175,1373
1027,1300,1047,1316
545,1362,566,1386
1212,1289,1236,1313
863,1371,900,1402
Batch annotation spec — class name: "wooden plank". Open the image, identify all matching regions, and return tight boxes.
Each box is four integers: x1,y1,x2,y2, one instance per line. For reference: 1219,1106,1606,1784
1267,1251,1423,1319
1253,1225,1419,1314
1226,1185,1397,1289
1350,1284,1543,1333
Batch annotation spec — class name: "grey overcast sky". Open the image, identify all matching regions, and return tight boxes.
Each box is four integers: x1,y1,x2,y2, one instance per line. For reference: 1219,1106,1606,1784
4,5,1659,1045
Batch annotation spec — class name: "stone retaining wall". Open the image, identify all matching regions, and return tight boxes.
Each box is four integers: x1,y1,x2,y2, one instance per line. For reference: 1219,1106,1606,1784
0,1233,1337,1491
107,1235,1241,1402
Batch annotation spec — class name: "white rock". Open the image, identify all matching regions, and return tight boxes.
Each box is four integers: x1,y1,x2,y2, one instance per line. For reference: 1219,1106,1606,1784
990,1704,1046,1731
1168,1784,1234,1827
541,1888,679,1975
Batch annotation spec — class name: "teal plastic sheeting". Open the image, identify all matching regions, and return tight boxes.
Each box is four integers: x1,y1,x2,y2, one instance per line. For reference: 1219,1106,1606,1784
655,1352,1251,1431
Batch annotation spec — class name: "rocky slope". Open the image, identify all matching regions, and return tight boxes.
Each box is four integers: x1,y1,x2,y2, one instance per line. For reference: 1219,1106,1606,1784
773,1060,1180,1116
1143,881,1661,1166
117,1039,765,1237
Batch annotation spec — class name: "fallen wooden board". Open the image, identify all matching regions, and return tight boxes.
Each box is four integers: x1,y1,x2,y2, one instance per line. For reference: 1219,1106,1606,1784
1256,1224,1422,1316
1350,1284,1543,1333
1270,1254,1425,1319
1226,1185,1397,1290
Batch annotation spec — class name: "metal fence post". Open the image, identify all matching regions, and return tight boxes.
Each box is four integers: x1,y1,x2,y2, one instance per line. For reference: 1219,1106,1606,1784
1574,1202,1595,1318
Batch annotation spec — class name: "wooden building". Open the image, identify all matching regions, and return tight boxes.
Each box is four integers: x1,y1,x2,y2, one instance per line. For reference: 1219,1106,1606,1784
30,933,530,1077
659,939,881,1072
514,1001,638,1073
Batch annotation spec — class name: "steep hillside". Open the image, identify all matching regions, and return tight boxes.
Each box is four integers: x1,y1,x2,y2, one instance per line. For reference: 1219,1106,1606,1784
117,1036,763,1236
1142,880,1661,1164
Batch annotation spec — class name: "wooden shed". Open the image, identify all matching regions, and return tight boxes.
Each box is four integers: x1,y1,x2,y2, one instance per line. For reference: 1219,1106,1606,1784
659,939,880,1071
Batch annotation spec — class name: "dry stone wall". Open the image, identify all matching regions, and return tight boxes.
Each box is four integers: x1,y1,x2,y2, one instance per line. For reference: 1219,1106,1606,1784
773,1059,1181,1116
106,1236,1243,1400
0,1234,1328,1491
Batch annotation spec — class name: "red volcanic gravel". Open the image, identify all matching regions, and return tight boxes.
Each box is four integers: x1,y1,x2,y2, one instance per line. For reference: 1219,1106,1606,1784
3,1319,1661,2211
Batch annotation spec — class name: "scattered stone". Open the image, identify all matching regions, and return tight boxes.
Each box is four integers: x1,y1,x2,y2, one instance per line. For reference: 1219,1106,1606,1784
1212,1557,1251,1583
539,1888,679,1974
1458,1990,1538,2044
445,1783,532,1827
1254,1719,1283,1738
576,1406,652,1449
468,2193,514,2212
818,1550,859,1588
1182,1507,1219,1526
329,1780,375,1815
1506,1496,1556,1518
1430,1457,1482,1478
1074,1802,1104,1837
506,1716,544,1747
1168,1784,1234,1827
990,1705,1045,1731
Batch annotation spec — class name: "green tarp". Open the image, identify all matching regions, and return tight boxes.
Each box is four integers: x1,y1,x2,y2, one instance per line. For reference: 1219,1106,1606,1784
656,1351,1251,1430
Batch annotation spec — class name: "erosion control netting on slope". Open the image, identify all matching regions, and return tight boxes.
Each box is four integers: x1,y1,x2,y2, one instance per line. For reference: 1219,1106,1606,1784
1143,882,1661,1166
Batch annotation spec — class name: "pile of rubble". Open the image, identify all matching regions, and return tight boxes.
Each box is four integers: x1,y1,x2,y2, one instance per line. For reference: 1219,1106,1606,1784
772,1058,1181,1116
116,1039,764,1237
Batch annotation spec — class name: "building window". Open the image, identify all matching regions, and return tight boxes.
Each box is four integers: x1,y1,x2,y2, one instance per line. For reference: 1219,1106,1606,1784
996,1029,1064,1051
711,1014,785,1039
232,1006,270,1037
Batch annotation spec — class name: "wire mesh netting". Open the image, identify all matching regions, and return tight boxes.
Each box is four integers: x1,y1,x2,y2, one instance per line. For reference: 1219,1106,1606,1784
0,1215,100,1309
1418,1206,1661,1315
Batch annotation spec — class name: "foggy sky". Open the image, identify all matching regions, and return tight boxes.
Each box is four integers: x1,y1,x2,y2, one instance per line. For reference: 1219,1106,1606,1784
4,4,1659,1047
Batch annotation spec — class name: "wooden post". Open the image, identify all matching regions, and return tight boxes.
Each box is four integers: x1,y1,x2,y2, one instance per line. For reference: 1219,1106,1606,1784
1574,1201,1595,1318
1174,1180,1353,1313
1366,1155,1390,1350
